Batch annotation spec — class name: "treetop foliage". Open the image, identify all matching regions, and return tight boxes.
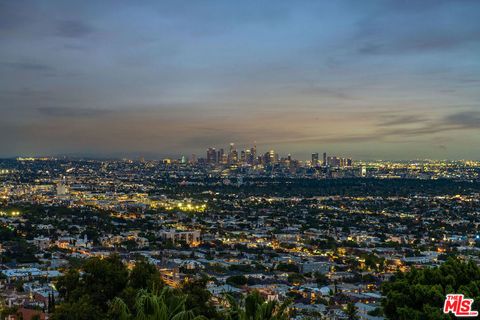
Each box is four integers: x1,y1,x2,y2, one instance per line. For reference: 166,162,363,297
382,258,480,320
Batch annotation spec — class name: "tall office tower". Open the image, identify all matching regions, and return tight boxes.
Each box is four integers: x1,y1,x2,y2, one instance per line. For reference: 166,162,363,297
232,149,238,163
311,153,319,166
245,149,252,164
269,150,276,163
206,148,217,164
228,143,235,164
263,152,270,164
346,158,353,167
190,154,197,164
287,154,292,162
218,148,225,164
240,150,246,163
333,156,340,167
181,155,187,164
250,147,256,164
327,156,340,167
323,152,327,166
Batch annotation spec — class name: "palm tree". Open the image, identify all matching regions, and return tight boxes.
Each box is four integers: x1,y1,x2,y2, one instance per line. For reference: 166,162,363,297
224,291,291,320
345,302,358,320
109,297,131,320
109,287,207,320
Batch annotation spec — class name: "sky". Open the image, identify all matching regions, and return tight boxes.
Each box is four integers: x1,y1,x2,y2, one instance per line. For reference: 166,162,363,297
1,0,479,160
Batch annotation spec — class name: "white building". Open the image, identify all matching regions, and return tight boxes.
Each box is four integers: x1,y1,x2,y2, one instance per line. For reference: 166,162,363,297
159,230,201,245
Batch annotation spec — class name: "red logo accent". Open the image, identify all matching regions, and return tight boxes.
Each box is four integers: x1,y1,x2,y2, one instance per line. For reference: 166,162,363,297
444,294,478,317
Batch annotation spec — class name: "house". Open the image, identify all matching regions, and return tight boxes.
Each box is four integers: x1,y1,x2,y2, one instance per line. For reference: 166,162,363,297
159,230,201,246
1,268,62,283
5,307,46,320
32,237,51,250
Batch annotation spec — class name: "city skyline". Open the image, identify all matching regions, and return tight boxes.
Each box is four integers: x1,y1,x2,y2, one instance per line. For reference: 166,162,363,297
3,141,479,162
1,1,480,159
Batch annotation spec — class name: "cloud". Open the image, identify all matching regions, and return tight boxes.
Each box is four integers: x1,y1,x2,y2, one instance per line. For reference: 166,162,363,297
263,134,379,145
378,114,429,126
298,86,355,100
438,145,447,151
0,88,51,98
37,107,113,118
56,20,94,38
358,33,480,55
2,62,54,72
0,1,34,31
354,0,480,55
377,110,480,138
443,110,480,129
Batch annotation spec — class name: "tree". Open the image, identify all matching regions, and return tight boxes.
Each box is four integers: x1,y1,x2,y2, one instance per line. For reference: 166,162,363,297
287,273,305,285
224,291,291,320
54,255,129,318
108,288,207,320
226,275,248,287
48,292,56,313
382,258,480,320
129,259,164,291
345,302,358,320
51,295,104,320
56,269,80,301
81,254,129,310
276,263,299,273
181,277,219,319
314,272,328,287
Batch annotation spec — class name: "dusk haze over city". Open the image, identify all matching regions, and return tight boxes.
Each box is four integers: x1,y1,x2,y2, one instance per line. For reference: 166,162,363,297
1,1,480,320
1,0,480,159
